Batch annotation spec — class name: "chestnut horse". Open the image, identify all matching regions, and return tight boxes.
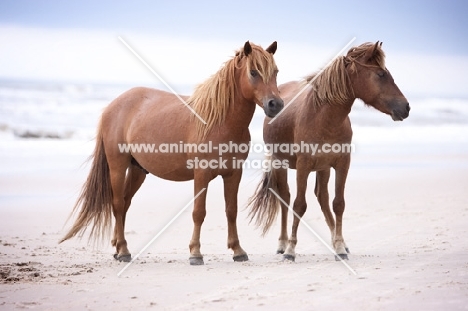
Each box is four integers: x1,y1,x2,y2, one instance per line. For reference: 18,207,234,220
60,41,284,265
248,42,410,261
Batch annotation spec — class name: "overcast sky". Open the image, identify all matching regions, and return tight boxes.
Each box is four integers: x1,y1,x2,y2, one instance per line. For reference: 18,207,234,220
0,0,467,97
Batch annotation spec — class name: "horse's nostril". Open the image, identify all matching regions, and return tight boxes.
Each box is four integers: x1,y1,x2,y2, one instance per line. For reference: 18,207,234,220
268,99,276,108
406,103,411,112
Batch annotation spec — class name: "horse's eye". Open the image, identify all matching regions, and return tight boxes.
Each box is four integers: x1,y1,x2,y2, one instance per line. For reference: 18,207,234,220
377,71,386,78
250,70,259,78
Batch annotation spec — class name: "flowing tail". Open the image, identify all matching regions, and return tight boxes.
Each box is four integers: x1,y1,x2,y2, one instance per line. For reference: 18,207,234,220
247,161,281,235
59,123,113,243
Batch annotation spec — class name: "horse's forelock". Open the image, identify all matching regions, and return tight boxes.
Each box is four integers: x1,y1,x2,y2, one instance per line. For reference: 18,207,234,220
346,42,386,70
241,44,277,83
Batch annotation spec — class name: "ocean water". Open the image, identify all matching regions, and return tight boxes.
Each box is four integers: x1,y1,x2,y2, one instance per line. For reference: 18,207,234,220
0,80,130,140
1,79,468,147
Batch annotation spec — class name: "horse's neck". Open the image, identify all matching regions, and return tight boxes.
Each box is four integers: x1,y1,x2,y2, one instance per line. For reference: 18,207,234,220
222,72,257,131
224,97,256,130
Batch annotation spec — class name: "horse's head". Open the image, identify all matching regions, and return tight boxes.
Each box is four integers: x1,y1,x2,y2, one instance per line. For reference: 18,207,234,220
346,42,410,121
236,41,284,118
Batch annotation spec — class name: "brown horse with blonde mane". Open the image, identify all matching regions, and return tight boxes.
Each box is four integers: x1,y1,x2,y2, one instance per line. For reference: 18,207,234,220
60,41,284,265
248,42,410,261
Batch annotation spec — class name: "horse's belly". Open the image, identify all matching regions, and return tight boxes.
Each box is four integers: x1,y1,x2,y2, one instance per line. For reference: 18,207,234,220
151,166,194,181
299,152,350,171
272,151,350,172
133,153,193,181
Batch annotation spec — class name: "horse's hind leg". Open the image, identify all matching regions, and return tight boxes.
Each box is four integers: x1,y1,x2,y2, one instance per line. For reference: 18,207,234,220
276,168,290,254
283,162,310,261
222,170,248,262
108,156,132,262
123,165,147,227
111,164,147,256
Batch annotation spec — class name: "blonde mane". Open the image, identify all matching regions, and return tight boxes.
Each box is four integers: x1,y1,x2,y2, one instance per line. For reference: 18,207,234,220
304,42,386,107
188,43,277,139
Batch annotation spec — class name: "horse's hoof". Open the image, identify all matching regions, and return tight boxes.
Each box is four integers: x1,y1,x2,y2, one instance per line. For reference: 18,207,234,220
345,247,350,254
283,254,295,262
233,254,249,262
114,254,132,262
189,257,204,266
335,253,349,261
276,249,285,254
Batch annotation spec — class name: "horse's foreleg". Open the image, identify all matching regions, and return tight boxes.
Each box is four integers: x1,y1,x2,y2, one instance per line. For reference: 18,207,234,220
276,168,290,254
333,158,351,260
283,163,310,261
315,169,336,244
189,170,210,266
222,170,248,262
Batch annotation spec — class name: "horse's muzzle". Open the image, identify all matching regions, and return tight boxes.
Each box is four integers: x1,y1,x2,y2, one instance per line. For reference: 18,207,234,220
391,102,410,121
264,98,284,118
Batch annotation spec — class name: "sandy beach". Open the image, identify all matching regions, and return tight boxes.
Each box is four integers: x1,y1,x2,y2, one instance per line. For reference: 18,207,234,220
0,0,467,309
0,124,467,310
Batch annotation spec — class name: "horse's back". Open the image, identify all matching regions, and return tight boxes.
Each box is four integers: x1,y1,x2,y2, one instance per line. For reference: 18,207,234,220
104,87,188,120
101,87,190,141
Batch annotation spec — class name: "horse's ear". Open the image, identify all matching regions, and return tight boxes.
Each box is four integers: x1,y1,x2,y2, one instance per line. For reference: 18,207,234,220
244,41,252,56
364,41,380,61
266,41,277,55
